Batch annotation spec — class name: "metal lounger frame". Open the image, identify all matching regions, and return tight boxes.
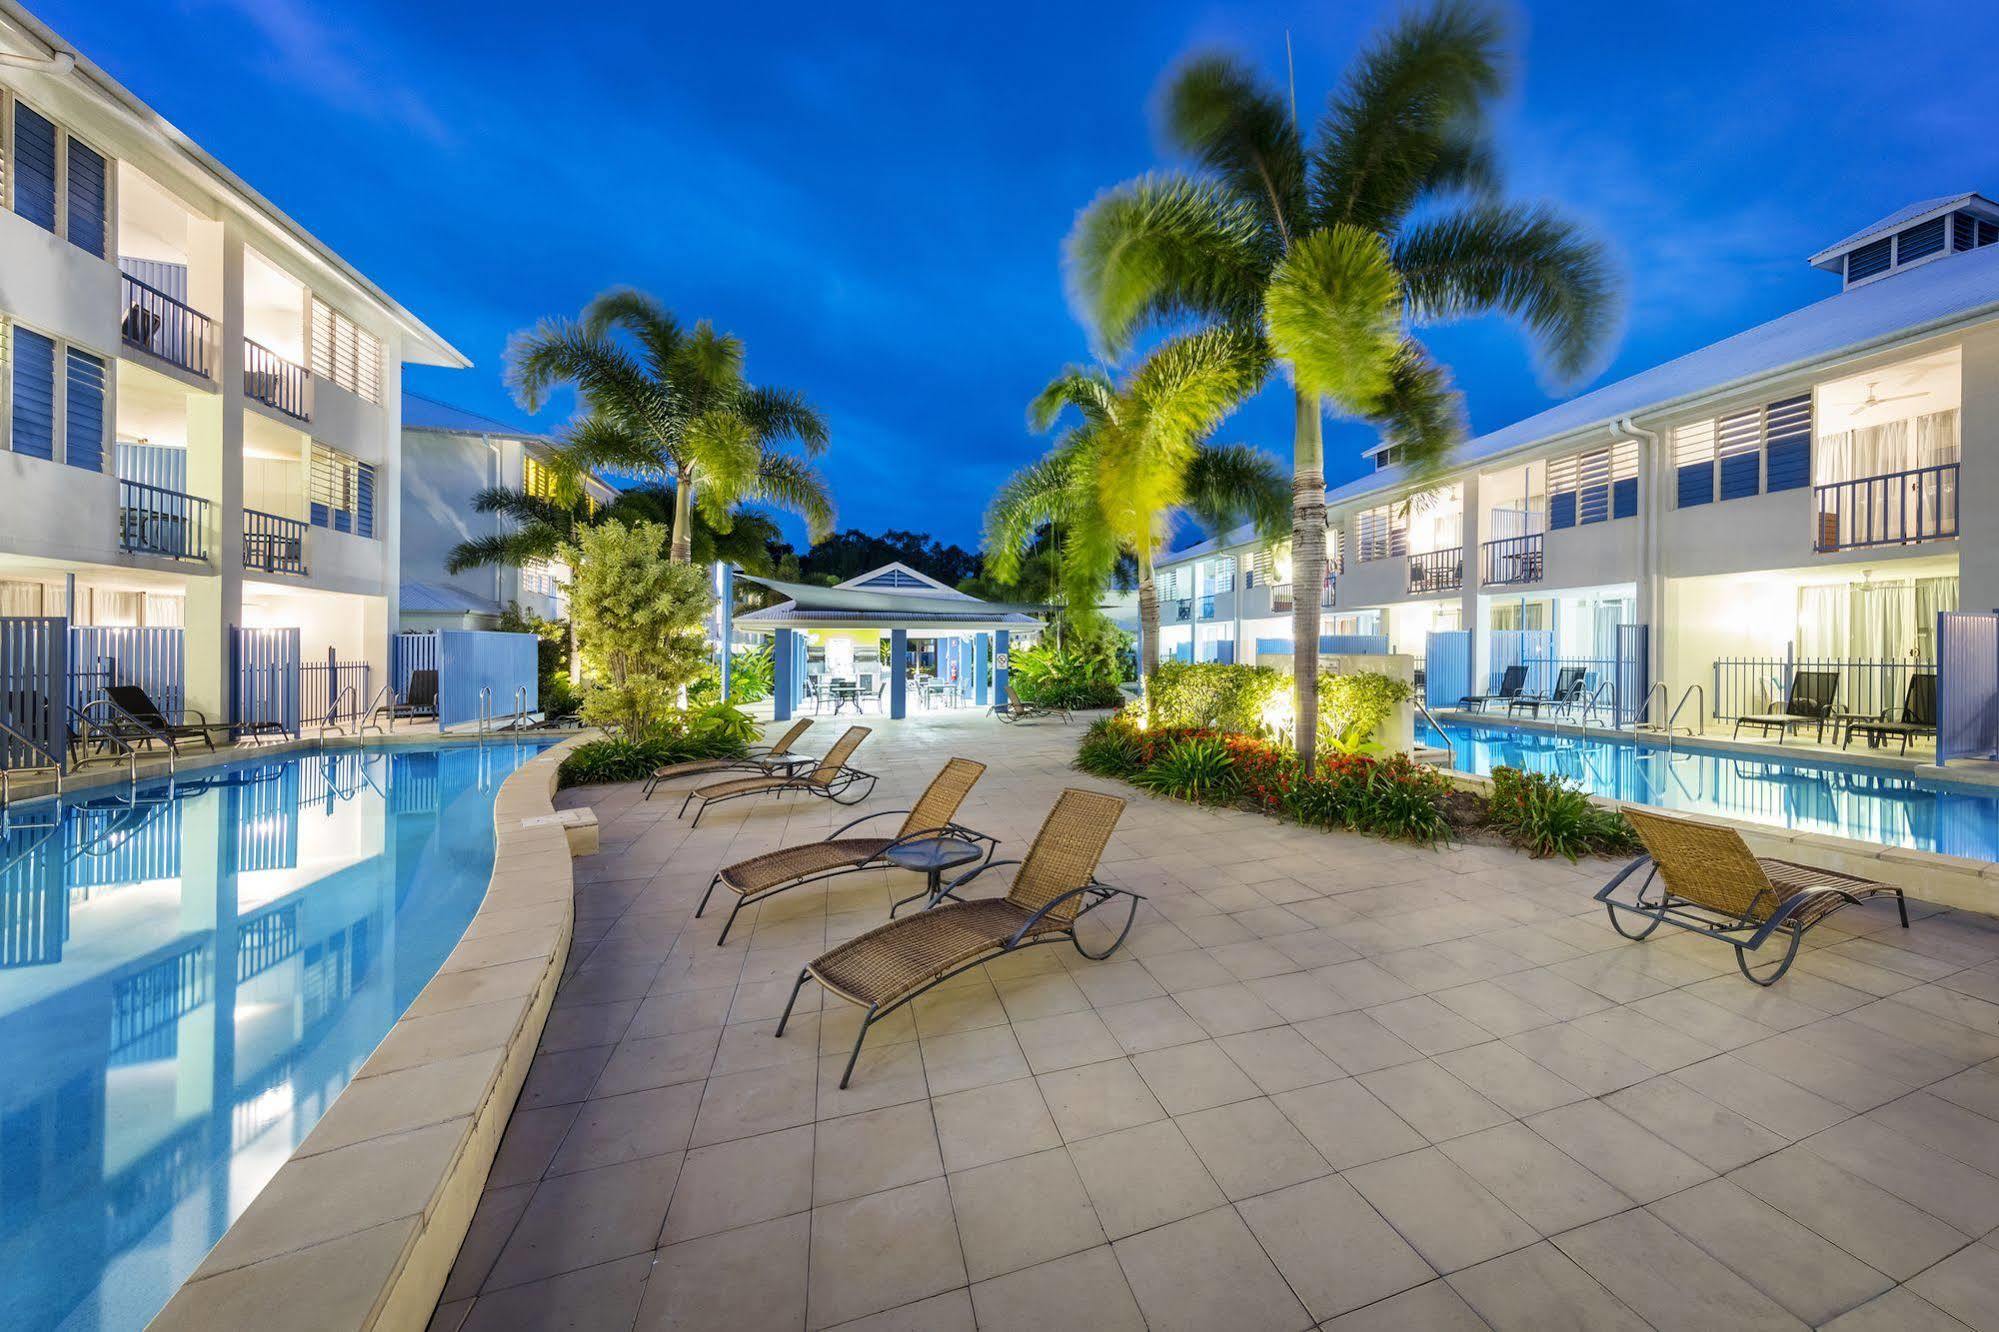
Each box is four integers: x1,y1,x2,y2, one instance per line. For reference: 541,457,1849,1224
678,764,880,827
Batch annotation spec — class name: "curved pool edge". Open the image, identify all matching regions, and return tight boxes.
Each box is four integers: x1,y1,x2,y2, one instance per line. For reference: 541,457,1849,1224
148,732,594,1331
1442,766,1999,918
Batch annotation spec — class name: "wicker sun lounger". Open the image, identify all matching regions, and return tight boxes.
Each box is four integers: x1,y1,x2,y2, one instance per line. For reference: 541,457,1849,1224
1733,669,1841,744
678,725,875,827
777,787,1140,1087
1460,664,1528,713
642,717,815,798
1596,806,1908,985
697,757,993,944
994,684,1068,725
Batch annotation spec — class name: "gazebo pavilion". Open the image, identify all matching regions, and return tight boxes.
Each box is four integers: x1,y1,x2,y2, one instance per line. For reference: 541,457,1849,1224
725,562,1045,720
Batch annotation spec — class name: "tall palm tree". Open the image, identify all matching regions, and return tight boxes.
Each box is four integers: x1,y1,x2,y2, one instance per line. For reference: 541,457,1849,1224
986,325,1288,695
506,288,835,563
1068,0,1616,768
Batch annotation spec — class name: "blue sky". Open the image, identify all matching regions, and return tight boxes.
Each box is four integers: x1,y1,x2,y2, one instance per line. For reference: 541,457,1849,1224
48,0,1999,548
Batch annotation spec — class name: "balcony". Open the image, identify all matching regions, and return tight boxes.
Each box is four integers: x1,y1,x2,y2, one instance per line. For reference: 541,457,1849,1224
121,274,213,379
1408,547,1464,595
1814,463,1958,552
119,480,210,561
1480,533,1543,586
243,509,307,575
244,340,311,421
1173,598,1194,623
1198,595,1216,620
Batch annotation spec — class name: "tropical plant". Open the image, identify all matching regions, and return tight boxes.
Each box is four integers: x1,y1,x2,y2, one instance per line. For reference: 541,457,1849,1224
1076,715,1149,780
565,520,713,730
1318,670,1412,755
1067,1,1616,770
1135,735,1240,802
507,288,834,562
985,327,1289,698
1486,766,1640,860
1009,630,1128,710
686,643,777,707
1146,660,1287,733
556,702,756,787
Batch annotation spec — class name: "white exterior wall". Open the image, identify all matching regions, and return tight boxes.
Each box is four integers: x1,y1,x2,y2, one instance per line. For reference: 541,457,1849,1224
397,428,579,628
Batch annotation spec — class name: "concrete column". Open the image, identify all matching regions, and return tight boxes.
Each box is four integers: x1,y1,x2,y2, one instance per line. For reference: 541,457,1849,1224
374,346,404,663
889,629,908,720
716,563,734,700
182,218,245,720
995,629,1010,706
1959,327,1999,613
773,627,794,721
1458,473,1481,682
974,634,990,706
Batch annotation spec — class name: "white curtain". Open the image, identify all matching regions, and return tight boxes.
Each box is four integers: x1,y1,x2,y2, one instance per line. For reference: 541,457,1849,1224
0,581,47,617
1816,408,1959,482
1914,576,1960,659
1849,582,1916,663
1796,585,1850,659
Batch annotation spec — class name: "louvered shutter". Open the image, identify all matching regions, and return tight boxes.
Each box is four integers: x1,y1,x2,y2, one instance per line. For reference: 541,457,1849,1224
1763,394,1811,492
13,102,57,234
1575,447,1611,524
11,327,56,460
1674,420,1715,507
1716,407,1763,500
1547,453,1578,529
1845,238,1891,282
1895,218,1946,264
65,347,105,472
356,462,375,538
65,137,107,258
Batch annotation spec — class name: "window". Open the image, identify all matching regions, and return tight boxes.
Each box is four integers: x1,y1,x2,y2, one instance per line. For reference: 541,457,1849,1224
2,323,106,470
1547,441,1637,528
65,348,105,473
8,98,108,255
65,137,107,259
1353,504,1408,561
1673,394,1814,506
11,102,59,234
309,443,376,538
308,300,383,404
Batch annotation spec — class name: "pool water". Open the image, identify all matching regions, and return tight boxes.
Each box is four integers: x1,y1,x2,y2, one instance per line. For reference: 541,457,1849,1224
0,740,552,1332
1420,722,1999,863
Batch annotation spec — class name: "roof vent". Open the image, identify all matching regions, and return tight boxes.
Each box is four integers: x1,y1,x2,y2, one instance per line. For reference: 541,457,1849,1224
1809,194,1999,290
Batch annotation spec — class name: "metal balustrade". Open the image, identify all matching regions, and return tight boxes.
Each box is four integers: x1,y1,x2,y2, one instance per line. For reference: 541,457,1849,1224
1407,547,1464,595
1480,533,1543,586
243,509,308,575
121,274,214,378
244,339,311,420
119,480,210,561
1813,463,1958,552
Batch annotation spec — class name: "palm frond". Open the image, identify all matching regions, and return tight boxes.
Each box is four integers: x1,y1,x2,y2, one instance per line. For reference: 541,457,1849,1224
581,287,683,381
749,452,836,542
1308,0,1507,234
983,446,1086,582
1371,341,1466,484
1126,324,1270,456
1028,366,1119,433
1066,173,1275,357
672,322,747,415
738,384,830,456
444,529,562,575
685,409,762,511
552,412,672,480
1393,201,1618,384
1182,442,1290,542
469,486,576,530
1263,223,1405,412
503,318,675,442
1161,53,1307,244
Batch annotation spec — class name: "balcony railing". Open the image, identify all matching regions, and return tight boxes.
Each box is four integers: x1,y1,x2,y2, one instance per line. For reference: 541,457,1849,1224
1173,598,1194,622
1814,463,1958,552
121,274,213,379
243,509,308,575
1480,533,1543,586
119,480,210,561
1198,595,1216,619
244,340,311,421
1408,547,1464,595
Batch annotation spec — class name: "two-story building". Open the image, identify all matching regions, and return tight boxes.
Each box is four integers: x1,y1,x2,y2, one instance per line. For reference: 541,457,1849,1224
398,393,618,632
0,4,466,729
1157,193,1999,725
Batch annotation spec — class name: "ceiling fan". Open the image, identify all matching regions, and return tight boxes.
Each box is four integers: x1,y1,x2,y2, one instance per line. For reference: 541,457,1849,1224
1849,381,1925,419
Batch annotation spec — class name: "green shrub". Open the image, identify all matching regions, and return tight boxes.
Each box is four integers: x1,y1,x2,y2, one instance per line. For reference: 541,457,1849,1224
1486,766,1642,860
1134,735,1239,803
1349,755,1454,846
1317,670,1411,755
1011,634,1128,710
687,644,776,707
1147,661,1286,733
1076,716,1148,779
557,701,757,787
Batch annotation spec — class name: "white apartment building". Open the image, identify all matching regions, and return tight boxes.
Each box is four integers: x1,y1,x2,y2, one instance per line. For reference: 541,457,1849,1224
399,394,618,632
0,4,466,728
1158,193,1999,724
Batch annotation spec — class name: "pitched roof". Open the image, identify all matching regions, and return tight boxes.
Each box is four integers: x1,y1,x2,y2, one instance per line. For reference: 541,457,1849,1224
1806,193,1995,267
402,392,545,437
400,581,500,615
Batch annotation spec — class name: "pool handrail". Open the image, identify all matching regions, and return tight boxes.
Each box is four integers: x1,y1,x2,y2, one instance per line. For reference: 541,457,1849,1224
69,701,152,791
360,681,396,735
1414,697,1453,748
0,716,62,808
1665,685,1706,739
320,682,359,738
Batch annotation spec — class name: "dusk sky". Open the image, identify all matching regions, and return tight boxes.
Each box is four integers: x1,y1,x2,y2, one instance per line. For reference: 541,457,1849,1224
45,0,1999,550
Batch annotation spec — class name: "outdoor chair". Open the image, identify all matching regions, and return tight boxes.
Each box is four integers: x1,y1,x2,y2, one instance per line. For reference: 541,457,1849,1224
381,669,439,723
995,683,1068,724
642,718,815,799
103,685,234,753
1508,665,1587,719
1460,664,1528,713
697,756,994,944
1843,673,1937,754
1732,669,1840,744
677,725,876,827
777,787,1140,1087
1596,806,1907,985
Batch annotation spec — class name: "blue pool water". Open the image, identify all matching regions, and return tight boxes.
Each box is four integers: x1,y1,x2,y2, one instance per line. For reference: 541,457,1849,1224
1420,722,1999,863
0,740,552,1331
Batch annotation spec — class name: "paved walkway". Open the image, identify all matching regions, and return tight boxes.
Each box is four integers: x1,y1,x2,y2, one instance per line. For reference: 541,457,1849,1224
436,712,1999,1331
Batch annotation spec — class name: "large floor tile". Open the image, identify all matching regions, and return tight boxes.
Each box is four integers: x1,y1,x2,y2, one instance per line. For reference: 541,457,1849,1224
490,1153,681,1288
1553,1209,1807,1332
1237,1174,1434,1322
1647,1178,1894,1325
969,1246,1146,1331
1067,1118,1226,1239
637,1212,809,1330
1111,1206,1311,1332
947,1147,1104,1281
1345,1147,1540,1274
807,1177,967,1330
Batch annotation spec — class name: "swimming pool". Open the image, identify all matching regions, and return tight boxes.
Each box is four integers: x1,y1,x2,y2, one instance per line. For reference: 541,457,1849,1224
1420,721,1999,863
0,740,552,1332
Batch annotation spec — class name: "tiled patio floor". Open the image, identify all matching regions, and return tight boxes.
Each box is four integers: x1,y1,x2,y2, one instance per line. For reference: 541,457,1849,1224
437,712,1999,1331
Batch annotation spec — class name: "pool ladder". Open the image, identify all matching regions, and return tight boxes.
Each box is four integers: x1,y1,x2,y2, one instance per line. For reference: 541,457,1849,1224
1630,684,1705,751
0,717,62,811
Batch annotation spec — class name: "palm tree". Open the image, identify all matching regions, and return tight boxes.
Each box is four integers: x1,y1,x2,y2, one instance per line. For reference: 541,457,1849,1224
985,325,1288,696
506,288,835,563
1067,0,1616,769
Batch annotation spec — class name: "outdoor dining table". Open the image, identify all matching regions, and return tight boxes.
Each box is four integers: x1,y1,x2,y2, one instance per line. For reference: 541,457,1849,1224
824,679,866,713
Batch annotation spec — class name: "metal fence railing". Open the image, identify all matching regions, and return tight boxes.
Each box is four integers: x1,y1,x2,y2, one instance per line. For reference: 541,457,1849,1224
1711,655,1933,723
244,339,311,421
1480,534,1543,587
301,658,373,728
244,509,308,576
1813,463,1958,552
119,480,210,561
121,273,213,379
1408,547,1464,595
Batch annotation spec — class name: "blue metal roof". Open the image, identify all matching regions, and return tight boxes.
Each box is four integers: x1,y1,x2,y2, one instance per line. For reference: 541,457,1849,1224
1806,193,1994,267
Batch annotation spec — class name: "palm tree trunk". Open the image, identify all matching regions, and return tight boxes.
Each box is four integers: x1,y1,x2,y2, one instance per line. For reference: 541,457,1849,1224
1291,390,1327,773
670,469,696,564
1136,545,1160,713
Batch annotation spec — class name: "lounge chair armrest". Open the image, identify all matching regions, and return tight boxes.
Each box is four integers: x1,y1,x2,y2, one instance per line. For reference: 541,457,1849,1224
943,857,1021,896
1591,854,1656,903
1005,880,1147,949
1744,883,1881,947
830,808,909,839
